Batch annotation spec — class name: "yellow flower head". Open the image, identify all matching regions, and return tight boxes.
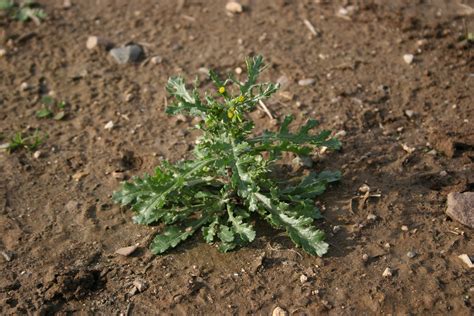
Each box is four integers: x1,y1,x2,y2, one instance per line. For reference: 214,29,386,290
219,86,225,94
237,95,245,103
227,107,235,119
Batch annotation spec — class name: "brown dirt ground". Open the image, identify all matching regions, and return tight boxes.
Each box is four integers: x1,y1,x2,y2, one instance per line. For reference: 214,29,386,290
1,0,474,314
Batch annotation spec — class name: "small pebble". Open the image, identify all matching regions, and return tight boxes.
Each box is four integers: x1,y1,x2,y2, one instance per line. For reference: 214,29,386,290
382,267,393,277
427,149,437,156
0,48,6,57
1,251,12,262
362,254,369,262
272,306,288,316
125,93,134,102
299,274,308,283
104,121,114,130
20,82,30,91
405,110,415,118
401,225,409,231
401,143,415,154
226,1,243,14
335,130,347,137
458,254,474,269
86,36,114,50
198,67,209,74
63,0,72,8
133,279,148,292
407,251,417,259
150,55,162,64
439,170,448,177
33,151,42,159
384,242,391,249
367,213,377,221
403,54,414,64
416,39,428,48
332,225,341,233
234,67,242,74
298,78,315,86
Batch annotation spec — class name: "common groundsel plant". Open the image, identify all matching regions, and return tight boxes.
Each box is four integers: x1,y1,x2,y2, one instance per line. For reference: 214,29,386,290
113,56,341,256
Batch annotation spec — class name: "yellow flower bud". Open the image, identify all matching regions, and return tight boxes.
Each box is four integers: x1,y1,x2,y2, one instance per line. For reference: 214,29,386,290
237,95,245,103
227,107,235,119
219,86,225,94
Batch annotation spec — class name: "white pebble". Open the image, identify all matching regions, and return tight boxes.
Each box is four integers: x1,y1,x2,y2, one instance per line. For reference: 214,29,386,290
20,82,30,91
33,151,42,159
382,267,393,277
439,170,448,177
299,274,308,283
125,93,134,102
104,121,114,130
405,110,415,118
235,67,242,74
226,1,243,14
298,78,315,86
272,306,288,316
403,54,414,64
0,48,6,57
367,213,377,221
401,225,409,231
151,55,162,64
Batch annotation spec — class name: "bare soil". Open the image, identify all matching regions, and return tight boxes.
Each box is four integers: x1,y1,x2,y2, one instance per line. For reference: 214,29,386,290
1,0,473,314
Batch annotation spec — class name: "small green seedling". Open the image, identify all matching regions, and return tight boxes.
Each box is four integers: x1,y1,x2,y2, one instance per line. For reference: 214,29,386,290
0,0,46,24
7,129,44,152
36,96,67,120
113,56,341,256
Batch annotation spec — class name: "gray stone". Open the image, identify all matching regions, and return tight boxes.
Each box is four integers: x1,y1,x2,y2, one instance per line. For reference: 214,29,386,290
446,192,474,228
109,45,144,64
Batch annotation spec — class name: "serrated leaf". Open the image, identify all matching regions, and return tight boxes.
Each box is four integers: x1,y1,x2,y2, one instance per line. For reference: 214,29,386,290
150,215,211,254
166,77,194,104
254,192,328,256
227,205,255,243
279,212,328,256
202,217,219,243
282,170,340,199
150,226,192,254
113,159,212,225
250,115,341,156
